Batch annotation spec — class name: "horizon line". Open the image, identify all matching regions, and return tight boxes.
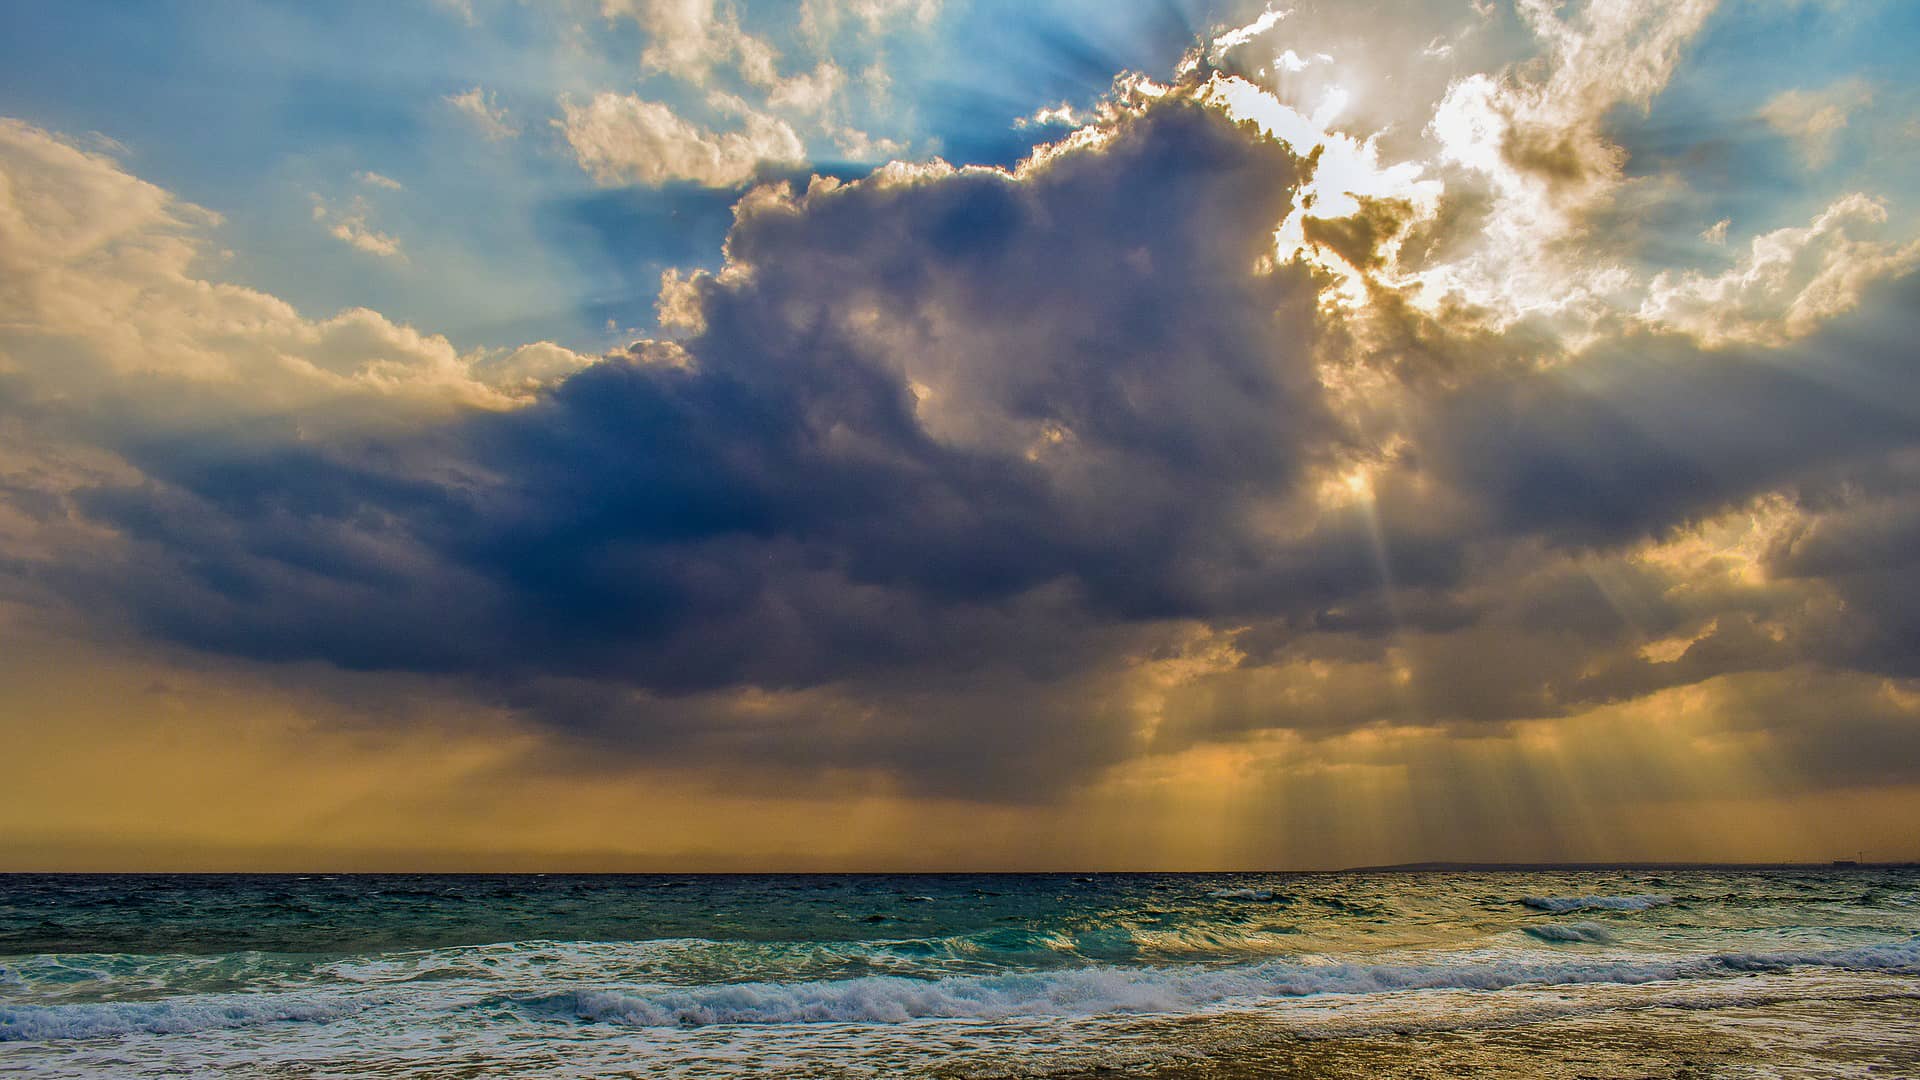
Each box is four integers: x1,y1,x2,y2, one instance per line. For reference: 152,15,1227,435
5,859,1918,877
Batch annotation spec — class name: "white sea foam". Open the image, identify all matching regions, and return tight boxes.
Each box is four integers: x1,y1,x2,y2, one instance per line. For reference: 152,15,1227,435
9,974,1918,1080
518,939,1920,1027
1206,887,1284,902
15,936,1915,1043
1522,893,1673,913
0,994,366,1042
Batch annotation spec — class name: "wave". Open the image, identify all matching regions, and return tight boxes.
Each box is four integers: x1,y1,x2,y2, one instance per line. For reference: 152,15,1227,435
1206,888,1287,902
9,938,1917,1041
1,995,365,1042
1524,922,1614,944
1521,894,1672,913
517,938,1920,1027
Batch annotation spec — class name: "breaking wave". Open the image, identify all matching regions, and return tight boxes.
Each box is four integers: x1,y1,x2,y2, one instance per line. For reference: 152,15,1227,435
1,995,365,1042
518,939,1920,1027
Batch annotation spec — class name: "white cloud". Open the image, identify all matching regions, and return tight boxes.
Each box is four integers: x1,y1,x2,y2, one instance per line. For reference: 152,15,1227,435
1201,74,1440,306
603,0,780,87
1208,6,1290,64
444,86,519,141
0,118,591,423
654,267,709,333
1179,0,1918,360
767,61,845,114
557,92,804,188
311,195,404,259
356,170,405,191
1013,102,1084,130
1759,80,1873,168
1641,193,1920,346
471,341,605,391
1276,48,1315,72
594,0,935,175
830,125,906,162
1409,0,1719,330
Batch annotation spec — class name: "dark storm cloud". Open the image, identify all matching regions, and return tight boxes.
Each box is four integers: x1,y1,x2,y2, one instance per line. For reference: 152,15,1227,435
43,101,1342,790
1765,480,1920,679
1416,287,1920,549
27,91,1920,797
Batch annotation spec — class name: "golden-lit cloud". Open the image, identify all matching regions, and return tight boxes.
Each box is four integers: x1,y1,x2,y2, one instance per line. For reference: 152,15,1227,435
0,118,593,420
558,92,806,188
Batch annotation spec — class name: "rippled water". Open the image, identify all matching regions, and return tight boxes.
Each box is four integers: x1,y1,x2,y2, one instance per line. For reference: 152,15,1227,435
3,870,1918,1076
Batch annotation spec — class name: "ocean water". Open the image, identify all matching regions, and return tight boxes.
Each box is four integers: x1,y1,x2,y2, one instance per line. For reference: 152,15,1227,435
3,870,1918,1077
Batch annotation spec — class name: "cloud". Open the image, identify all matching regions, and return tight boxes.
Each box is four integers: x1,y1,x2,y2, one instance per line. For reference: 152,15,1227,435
1411,0,1718,328
558,92,805,187
829,125,906,162
1208,6,1289,64
311,194,404,259
444,86,519,141
1640,193,1920,346
590,0,938,180
604,0,780,88
0,118,590,427
1014,103,1085,130
799,0,940,42
7,2,1920,812
38,100,1344,793
1759,79,1873,168
35,72,1920,800
767,61,846,115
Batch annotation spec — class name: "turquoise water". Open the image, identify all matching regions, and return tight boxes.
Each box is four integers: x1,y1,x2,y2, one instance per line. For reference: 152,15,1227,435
3,870,1918,1076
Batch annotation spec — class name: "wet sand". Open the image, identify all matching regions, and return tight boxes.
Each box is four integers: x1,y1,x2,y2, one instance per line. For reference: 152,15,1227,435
1010,995,1920,1079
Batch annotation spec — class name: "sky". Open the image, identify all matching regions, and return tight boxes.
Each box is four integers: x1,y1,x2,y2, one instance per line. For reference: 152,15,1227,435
3,0,1920,871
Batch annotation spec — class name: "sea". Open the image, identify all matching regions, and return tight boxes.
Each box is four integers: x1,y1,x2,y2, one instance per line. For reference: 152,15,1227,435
3,869,1918,1078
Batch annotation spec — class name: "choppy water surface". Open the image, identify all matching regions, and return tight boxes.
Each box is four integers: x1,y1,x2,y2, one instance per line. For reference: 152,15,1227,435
3,870,1918,1077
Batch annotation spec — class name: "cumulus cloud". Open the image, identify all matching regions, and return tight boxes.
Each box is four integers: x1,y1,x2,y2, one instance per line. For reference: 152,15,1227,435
558,92,805,187
1640,193,1920,346
0,118,589,424
604,0,780,87
1411,0,1718,328
38,101,1342,792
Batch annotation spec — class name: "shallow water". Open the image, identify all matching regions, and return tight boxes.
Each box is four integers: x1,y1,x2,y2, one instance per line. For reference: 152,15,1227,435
2,870,1916,1076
